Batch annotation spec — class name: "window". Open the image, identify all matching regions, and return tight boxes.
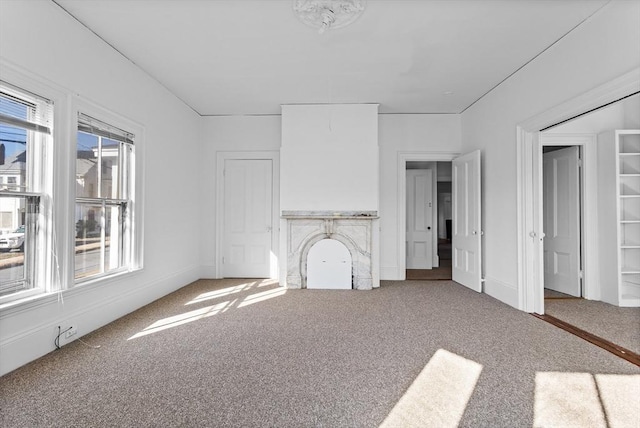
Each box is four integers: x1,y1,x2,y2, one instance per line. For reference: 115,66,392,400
0,75,141,306
0,81,52,299
75,113,134,282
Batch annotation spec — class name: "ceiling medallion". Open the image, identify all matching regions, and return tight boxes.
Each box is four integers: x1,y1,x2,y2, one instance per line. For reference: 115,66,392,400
293,0,366,34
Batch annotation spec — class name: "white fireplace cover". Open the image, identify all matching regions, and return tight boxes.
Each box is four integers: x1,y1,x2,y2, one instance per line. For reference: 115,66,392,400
307,239,352,289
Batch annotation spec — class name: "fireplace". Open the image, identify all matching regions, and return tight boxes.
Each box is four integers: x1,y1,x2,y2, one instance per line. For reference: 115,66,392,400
279,104,379,289
281,211,378,290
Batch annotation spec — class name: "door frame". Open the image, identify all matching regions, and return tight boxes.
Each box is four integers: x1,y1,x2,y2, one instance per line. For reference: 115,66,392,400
397,152,459,280
216,151,280,279
516,68,639,314
540,137,594,300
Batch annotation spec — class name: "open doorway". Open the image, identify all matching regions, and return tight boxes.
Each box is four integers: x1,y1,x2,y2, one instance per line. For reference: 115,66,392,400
535,94,640,359
541,143,584,300
398,151,482,290
405,161,453,280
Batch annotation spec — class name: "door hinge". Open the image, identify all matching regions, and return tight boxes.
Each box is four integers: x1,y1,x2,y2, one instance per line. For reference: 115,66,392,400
579,270,583,279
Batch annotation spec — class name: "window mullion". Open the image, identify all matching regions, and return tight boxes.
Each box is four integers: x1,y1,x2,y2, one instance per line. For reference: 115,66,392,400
99,201,106,275
97,136,103,199
25,196,39,288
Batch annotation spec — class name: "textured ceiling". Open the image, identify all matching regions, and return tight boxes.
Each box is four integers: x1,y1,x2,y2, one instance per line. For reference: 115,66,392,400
55,0,608,115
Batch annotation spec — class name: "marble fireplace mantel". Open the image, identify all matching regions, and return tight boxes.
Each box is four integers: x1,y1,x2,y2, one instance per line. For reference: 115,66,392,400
282,211,378,290
281,210,378,219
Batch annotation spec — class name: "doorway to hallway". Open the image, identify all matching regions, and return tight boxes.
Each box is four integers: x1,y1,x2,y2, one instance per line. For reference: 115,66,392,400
405,161,453,280
398,150,482,292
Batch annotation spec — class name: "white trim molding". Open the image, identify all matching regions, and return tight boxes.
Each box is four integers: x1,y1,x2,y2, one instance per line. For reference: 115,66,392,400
484,276,519,309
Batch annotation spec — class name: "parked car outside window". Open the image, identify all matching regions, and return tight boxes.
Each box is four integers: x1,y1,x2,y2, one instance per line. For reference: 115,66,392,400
0,225,25,252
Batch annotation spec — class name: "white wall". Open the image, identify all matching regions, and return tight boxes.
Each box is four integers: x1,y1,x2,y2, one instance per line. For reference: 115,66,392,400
281,104,379,212
0,0,202,375
461,1,640,309
201,113,461,281
379,114,461,279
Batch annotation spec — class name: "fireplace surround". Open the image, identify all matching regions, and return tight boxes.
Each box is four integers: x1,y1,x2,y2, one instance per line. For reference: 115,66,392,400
282,211,378,290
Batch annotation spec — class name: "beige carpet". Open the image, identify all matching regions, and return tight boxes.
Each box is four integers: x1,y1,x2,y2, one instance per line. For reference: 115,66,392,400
544,288,580,299
545,298,640,355
1,279,639,427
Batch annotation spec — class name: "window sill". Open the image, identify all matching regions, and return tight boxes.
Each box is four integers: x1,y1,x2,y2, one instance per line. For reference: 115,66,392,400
0,288,48,312
0,267,143,318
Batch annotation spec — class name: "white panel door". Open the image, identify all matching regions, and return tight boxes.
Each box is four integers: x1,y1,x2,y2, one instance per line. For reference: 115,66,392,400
223,159,272,278
543,147,581,297
452,151,482,292
407,169,433,269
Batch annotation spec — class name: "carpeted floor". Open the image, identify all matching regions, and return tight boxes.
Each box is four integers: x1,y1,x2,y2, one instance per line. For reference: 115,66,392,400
544,288,580,299
1,279,639,427
406,266,452,280
406,239,452,280
545,298,640,355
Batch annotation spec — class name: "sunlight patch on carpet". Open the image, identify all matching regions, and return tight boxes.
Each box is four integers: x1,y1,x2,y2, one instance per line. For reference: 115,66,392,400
185,282,258,305
128,300,235,340
595,374,640,428
534,372,607,427
238,287,287,308
380,349,482,428
257,278,279,288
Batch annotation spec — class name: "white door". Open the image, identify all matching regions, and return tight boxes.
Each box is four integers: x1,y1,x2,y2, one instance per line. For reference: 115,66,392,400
543,146,581,297
223,159,272,278
452,150,482,292
407,169,433,269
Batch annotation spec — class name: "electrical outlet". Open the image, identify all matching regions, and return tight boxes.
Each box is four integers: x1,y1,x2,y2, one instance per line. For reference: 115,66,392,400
65,325,77,339
55,322,78,348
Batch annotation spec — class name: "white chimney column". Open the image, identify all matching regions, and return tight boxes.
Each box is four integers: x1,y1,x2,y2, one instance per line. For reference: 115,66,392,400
279,104,380,289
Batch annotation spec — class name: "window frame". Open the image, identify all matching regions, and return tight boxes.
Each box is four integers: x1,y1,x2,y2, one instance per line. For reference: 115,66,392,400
0,64,144,310
0,76,56,305
71,101,144,287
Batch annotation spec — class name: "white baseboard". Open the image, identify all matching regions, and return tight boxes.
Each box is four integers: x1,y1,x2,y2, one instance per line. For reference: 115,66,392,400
483,276,519,309
0,265,200,376
380,266,403,281
200,264,218,279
